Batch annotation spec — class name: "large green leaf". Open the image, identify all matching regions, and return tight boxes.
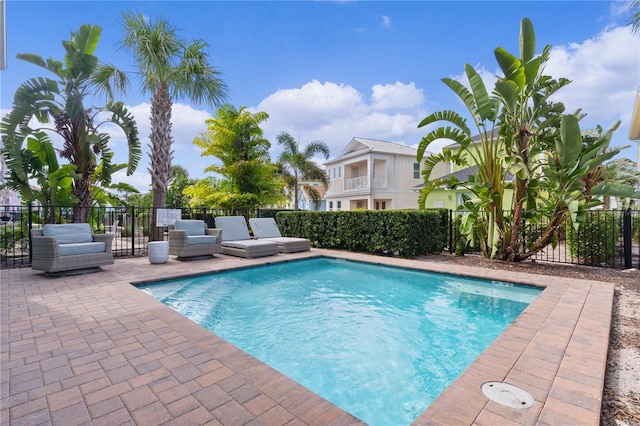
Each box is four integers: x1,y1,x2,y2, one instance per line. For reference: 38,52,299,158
417,127,470,161
418,110,470,135
494,47,525,88
494,79,520,113
590,183,640,199
523,56,541,89
557,115,582,168
465,64,496,121
519,18,536,64
442,77,480,123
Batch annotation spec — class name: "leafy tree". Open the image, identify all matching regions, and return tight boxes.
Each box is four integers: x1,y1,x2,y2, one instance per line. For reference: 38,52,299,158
193,104,284,209
1,24,141,223
276,132,330,210
167,165,195,208
417,18,639,261
182,176,222,208
120,11,228,239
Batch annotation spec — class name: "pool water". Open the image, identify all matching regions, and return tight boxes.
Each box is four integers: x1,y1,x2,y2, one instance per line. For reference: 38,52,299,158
138,257,541,425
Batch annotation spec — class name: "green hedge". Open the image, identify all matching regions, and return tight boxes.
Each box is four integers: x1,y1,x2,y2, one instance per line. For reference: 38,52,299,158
276,209,448,258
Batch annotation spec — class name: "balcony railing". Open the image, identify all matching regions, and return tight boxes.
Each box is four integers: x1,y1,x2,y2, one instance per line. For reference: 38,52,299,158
344,175,388,191
345,176,368,191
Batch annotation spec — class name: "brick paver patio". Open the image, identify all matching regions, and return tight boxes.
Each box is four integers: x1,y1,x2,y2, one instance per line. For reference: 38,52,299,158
1,249,614,425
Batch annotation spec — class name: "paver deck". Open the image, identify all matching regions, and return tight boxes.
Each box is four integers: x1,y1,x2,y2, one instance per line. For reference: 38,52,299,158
1,249,614,425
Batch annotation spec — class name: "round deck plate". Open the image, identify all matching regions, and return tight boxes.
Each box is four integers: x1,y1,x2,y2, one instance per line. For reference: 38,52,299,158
481,381,534,409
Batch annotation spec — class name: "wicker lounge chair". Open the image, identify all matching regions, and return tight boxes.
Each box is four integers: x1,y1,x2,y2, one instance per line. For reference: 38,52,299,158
248,218,310,253
214,216,278,258
168,220,222,260
31,223,114,273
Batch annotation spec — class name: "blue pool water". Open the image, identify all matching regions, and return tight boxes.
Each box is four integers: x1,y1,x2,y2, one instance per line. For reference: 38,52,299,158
138,257,541,425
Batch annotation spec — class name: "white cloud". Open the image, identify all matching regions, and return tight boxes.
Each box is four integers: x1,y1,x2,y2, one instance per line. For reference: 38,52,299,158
110,170,151,193
254,79,429,162
371,82,425,111
381,15,391,28
546,25,639,129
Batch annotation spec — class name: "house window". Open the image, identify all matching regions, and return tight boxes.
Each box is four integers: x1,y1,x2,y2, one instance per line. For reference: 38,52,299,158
338,166,341,178
329,201,333,210
375,201,386,210
457,192,473,208
337,201,342,211
413,162,420,179
356,200,366,209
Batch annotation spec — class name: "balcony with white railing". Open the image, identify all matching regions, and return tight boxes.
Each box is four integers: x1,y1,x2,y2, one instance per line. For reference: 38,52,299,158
344,175,368,191
342,175,388,191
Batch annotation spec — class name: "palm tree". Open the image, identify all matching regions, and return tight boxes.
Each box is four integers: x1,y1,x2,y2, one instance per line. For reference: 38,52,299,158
276,132,330,210
120,11,228,240
629,0,640,34
1,24,140,223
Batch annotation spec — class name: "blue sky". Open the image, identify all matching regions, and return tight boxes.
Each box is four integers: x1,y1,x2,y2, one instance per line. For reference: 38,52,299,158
1,1,639,192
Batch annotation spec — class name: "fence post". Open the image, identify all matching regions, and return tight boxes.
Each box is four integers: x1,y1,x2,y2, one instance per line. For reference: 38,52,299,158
449,209,454,254
28,203,33,265
623,208,632,269
131,205,136,256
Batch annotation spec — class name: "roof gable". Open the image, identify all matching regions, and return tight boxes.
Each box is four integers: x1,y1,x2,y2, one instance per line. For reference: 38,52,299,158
332,137,418,161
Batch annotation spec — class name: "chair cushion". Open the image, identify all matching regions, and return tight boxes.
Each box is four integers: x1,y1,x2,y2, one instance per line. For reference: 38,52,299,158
43,223,93,244
175,220,205,236
215,216,251,241
59,242,106,256
186,235,218,245
221,239,276,249
249,218,283,238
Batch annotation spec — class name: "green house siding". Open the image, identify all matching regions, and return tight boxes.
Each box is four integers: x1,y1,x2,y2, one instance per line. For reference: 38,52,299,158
426,187,514,210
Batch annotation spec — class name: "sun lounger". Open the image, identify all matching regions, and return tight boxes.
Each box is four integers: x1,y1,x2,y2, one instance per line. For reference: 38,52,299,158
248,218,311,253
214,216,278,258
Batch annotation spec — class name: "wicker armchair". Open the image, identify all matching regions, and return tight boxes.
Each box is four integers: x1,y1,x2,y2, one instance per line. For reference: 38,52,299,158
31,224,114,273
168,220,222,260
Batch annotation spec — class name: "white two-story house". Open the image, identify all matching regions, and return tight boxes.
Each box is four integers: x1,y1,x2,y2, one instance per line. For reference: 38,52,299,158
324,137,433,211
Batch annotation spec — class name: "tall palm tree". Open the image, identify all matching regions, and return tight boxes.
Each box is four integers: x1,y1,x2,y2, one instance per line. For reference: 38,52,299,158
629,0,640,34
276,132,330,210
1,24,140,223
120,11,228,239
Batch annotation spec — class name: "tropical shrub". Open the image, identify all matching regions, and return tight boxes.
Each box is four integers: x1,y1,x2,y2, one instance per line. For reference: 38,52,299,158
0,223,29,255
567,211,619,266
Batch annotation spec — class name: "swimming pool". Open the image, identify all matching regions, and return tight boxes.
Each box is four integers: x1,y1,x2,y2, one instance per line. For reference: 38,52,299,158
138,257,541,425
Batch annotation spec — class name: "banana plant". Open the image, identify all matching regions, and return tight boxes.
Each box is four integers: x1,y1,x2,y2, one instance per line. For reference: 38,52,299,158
417,18,637,261
1,24,140,223
0,130,79,223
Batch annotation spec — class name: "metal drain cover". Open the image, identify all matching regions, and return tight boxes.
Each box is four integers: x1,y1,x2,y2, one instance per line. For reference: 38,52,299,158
481,382,534,409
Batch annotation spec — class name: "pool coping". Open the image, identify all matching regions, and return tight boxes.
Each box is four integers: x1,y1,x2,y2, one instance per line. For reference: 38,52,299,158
1,249,613,425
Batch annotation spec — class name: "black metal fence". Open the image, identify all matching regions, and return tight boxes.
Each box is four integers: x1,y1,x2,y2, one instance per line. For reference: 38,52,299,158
448,209,640,269
0,205,285,269
2,205,639,270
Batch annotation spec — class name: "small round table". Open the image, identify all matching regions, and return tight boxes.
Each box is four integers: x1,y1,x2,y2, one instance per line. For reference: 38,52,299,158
148,241,169,264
